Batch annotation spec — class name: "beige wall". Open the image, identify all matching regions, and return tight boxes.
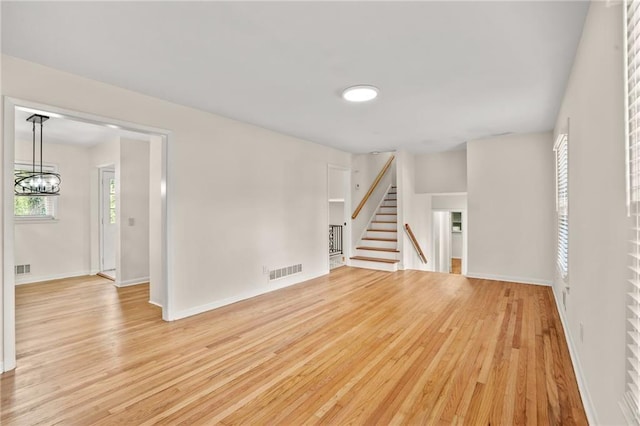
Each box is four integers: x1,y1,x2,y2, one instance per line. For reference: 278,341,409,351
415,149,467,194
0,52,352,362
118,138,150,285
396,151,431,271
552,2,628,424
14,140,92,283
467,132,555,285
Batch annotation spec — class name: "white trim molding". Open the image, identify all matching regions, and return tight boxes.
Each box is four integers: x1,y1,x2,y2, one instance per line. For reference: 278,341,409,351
115,277,150,288
15,270,93,285
173,270,328,320
465,272,552,287
551,286,598,424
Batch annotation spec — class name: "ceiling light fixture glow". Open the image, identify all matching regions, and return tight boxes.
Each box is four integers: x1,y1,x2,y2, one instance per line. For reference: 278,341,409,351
342,85,379,102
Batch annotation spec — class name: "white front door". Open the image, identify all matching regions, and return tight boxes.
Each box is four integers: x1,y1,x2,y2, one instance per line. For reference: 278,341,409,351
101,170,116,271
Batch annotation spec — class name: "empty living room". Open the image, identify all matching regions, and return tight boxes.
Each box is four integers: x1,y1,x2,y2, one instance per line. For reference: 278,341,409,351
0,1,635,424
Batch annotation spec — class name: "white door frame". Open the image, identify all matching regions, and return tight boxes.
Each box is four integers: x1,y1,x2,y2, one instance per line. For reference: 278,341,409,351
431,208,468,275
99,166,116,274
327,164,352,270
2,96,174,372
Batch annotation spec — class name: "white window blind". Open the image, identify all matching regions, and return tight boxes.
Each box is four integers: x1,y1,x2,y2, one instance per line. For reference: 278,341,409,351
14,162,58,220
555,133,568,280
625,1,640,423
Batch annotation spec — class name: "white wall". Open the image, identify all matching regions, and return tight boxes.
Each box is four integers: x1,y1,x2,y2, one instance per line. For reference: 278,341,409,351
14,140,91,283
329,203,344,226
351,152,394,247
396,151,431,271
118,138,150,285
328,167,346,200
415,149,467,194
149,137,163,306
451,231,462,259
553,2,628,424
467,132,554,285
0,55,351,340
432,194,467,210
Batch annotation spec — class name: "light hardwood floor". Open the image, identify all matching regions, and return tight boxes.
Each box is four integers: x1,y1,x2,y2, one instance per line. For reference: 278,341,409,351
451,258,462,275
1,268,587,425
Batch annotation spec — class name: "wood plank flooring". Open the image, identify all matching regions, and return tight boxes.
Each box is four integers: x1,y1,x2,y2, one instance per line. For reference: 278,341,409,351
0,268,587,424
452,258,462,275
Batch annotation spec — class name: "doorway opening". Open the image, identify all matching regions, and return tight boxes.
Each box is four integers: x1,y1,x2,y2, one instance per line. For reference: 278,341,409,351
328,165,351,271
99,167,116,281
432,209,467,275
3,97,171,372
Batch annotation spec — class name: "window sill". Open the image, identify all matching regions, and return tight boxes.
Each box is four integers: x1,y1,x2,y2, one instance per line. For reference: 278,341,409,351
15,217,59,224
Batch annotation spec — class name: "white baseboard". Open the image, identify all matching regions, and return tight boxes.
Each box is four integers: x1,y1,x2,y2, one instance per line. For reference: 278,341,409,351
15,270,92,285
172,270,328,321
149,300,162,308
551,285,598,425
465,272,552,286
0,361,4,373
115,276,149,288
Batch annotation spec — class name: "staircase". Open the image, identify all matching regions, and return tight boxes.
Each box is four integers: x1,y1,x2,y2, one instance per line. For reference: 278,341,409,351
350,186,400,272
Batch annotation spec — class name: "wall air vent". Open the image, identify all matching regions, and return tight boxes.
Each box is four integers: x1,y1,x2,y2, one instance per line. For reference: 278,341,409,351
15,264,31,275
269,264,302,281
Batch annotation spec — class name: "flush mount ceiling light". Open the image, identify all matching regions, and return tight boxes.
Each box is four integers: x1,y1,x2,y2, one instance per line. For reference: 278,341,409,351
15,114,61,196
342,85,379,102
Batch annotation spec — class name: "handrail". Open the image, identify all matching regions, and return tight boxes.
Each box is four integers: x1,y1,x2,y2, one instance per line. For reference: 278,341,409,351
352,155,395,219
404,223,427,264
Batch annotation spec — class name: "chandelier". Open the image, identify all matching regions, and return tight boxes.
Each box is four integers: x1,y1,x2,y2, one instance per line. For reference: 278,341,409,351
14,114,61,196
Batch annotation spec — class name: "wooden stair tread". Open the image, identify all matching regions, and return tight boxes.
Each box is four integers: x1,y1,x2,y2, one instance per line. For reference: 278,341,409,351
377,213,397,215
356,246,400,252
362,237,398,242
367,229,397,232
350,256,399,264
372,221,397,223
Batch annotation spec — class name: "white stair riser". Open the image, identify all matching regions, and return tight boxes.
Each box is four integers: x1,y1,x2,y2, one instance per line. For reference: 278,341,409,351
360,239,397,249
369,222,397,231
355,249,400,260
376,214,397,221
366,230,398,239
382,200,397,207
350,259,398,272
386,193,397,199
378,206,397,214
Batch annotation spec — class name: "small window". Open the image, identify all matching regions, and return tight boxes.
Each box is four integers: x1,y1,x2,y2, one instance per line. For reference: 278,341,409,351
555,133,568,280
109,178,116,224
14,162,58,220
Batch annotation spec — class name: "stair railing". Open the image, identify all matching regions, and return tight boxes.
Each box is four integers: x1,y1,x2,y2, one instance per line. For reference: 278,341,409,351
329,225,343,255
404,223,427,264
352,155,395,219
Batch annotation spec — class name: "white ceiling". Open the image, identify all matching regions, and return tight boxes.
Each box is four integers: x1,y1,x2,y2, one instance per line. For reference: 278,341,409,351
15,107,150,147
1,1,589,154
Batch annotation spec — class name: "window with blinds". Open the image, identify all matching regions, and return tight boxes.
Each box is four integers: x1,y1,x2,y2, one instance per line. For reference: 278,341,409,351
14,162,58,220
555,133,569,280
625,1,640,423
